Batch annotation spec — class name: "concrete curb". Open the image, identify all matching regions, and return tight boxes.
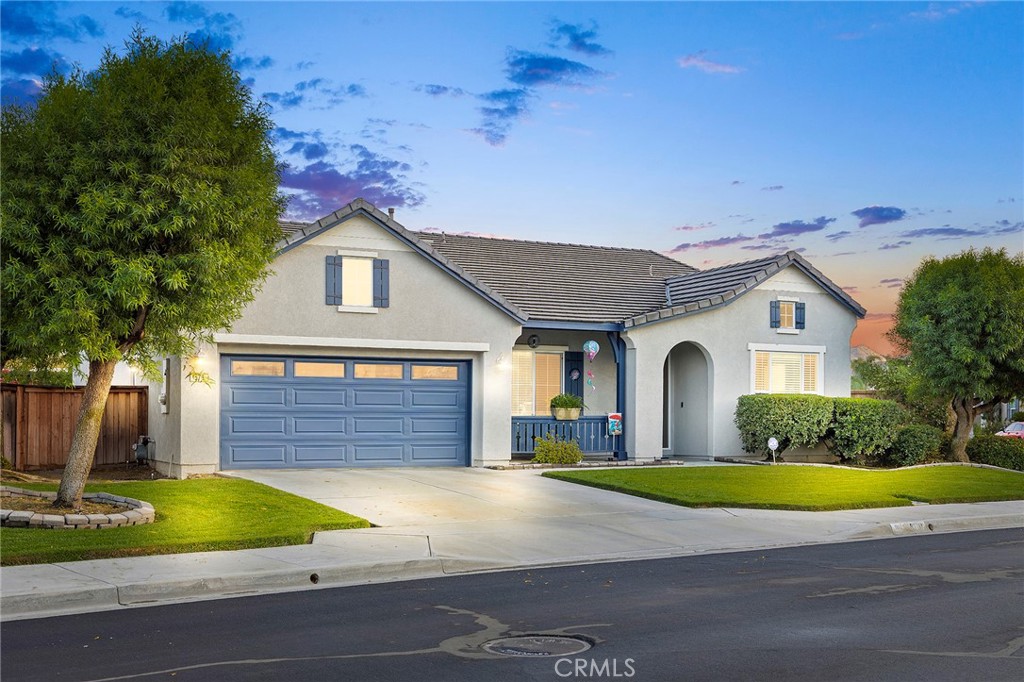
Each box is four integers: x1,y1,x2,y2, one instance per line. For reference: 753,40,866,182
3,512,1020,622
855,514,1024,539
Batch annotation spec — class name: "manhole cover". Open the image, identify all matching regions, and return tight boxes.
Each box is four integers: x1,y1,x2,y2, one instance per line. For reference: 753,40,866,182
481,635,593,657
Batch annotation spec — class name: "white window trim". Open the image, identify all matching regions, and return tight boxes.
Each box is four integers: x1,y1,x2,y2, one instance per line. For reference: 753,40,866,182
513,344,569,352
336,248,379,258
748,343,825,395
336,305,378,314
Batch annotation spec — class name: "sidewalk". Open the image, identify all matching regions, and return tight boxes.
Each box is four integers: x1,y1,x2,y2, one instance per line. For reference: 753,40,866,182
3,474,1020,622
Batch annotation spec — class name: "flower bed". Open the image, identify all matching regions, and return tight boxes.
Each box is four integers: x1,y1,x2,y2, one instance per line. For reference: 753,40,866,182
1,485,155,529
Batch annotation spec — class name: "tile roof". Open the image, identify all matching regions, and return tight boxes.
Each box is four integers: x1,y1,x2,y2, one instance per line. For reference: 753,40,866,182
414,232,697,322
624,250,866,327
274,199,865,327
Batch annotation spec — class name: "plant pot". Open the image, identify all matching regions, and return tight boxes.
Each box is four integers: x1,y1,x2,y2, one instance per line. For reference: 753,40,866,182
552,407,581,421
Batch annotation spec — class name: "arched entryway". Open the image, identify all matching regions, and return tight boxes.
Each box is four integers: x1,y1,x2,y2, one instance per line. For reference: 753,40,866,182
662,341,713,458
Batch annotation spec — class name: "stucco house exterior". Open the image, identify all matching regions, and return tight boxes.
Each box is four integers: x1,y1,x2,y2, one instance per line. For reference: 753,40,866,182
146,199,865,478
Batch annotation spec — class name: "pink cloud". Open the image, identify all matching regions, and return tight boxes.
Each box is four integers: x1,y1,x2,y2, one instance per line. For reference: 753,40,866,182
677,50,744,75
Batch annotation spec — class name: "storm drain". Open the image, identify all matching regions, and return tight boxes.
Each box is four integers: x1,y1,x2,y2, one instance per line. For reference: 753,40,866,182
482,635,593,657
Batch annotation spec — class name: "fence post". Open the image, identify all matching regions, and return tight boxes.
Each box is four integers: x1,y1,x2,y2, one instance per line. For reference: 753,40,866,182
15,385,26,471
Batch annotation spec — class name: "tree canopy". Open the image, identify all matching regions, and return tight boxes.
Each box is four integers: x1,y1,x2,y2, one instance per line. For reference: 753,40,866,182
1,31,284,504
889,248,1024,461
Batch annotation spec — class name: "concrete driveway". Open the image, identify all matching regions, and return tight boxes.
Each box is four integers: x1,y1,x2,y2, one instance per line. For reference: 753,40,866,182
227,467,1022,568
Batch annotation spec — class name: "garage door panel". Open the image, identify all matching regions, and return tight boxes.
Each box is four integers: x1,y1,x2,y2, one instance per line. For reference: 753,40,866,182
294,388,347,406
294,417,347,434
228,416,287,434
294,445,348,462
353,417,404,435
228,445,287,463
410,390,461,408
221,356,469,469
410,417,463,434
352,444,404,462
229,387,287,406
410,444,464,462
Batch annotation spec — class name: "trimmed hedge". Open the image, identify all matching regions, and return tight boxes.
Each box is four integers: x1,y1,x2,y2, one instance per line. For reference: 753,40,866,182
829,398,905,462
532,432,584,464
966,436,1024,471
1011,411,1024,422
884,424,945,467
734,395,834,457
735,394,905,462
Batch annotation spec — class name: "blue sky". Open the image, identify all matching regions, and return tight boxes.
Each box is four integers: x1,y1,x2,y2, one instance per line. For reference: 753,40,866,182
2,1,1021,353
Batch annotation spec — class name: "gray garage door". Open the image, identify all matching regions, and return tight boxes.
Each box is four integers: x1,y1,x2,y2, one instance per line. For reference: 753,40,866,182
220,355,470,469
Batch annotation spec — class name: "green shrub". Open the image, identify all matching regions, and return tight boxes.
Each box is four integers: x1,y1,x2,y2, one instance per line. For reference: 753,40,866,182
828,398,905,463
0,454,11,470
883,424,945,467
1011,410,1024,422
549,393,585,409
735,395,834,457
532,432,584,464
966,436,1024,471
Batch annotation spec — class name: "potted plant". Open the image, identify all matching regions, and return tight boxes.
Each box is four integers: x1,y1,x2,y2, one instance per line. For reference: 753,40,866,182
550,393,584,421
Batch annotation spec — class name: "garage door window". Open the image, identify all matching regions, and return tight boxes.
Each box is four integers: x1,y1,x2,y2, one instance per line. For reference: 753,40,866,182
294,361,346,378
412,365,459,381
231,360,285,377
354,363,403,379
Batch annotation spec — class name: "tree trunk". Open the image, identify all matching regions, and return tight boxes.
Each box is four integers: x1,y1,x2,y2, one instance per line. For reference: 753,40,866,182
949,397,975,463
54,359,117,508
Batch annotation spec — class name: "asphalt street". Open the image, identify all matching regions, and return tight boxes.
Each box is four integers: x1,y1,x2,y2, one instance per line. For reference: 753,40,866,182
3,529,1022,682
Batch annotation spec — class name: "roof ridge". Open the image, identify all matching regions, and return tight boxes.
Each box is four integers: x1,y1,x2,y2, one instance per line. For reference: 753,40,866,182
667,251,790,282
414,230,690,262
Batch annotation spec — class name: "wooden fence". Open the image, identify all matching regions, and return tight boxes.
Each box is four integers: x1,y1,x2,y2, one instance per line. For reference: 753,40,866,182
1,384,148,471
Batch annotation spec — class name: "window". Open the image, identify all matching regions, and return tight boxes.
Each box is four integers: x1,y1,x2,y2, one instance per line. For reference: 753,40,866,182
512,350,562,416
778,301,795,330
341,257,374,307
752,350,821,394
231,360,285,377
412,365,459,381
294,361,345,378
770,299,806,333
354,363,403,379
325,255,390,309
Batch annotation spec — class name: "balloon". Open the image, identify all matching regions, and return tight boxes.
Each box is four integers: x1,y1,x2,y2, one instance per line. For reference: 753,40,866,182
582,340,600,361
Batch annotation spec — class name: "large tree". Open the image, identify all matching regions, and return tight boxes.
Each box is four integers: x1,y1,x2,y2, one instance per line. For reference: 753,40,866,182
1,32,283,506
889,248,1024,462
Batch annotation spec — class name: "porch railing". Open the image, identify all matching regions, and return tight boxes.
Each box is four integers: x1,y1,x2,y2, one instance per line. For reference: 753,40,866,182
511,416,622,456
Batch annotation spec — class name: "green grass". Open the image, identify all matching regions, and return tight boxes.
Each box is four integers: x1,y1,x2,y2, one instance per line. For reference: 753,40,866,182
543,465,1024,511
0,478,369,566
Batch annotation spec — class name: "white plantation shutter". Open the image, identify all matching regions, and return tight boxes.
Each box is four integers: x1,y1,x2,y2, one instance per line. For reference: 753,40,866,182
534,353,562,415
802,353,819,393
512,351,534,416
754,352,770,392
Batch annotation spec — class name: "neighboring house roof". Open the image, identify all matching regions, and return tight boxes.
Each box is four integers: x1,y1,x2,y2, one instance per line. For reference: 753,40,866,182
623,250,866,328
415,232,696,323
275,199,866,328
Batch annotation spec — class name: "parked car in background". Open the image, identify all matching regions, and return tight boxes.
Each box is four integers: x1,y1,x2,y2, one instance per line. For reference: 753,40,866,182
995,422,1024,439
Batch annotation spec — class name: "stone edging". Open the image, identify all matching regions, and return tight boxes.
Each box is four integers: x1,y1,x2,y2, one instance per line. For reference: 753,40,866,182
0,486,156,529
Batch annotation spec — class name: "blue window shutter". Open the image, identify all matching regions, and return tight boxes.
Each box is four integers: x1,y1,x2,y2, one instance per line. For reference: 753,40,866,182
770,300,781,328
795,302,806,329
373,258,390,308
564,351,584,402
325,256,343,305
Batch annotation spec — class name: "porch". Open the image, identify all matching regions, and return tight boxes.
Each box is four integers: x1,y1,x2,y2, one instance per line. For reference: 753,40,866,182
511,416,624,458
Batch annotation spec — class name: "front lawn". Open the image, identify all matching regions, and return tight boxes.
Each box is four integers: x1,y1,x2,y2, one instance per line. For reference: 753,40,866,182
543,465,1024,511
0,478,369,566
